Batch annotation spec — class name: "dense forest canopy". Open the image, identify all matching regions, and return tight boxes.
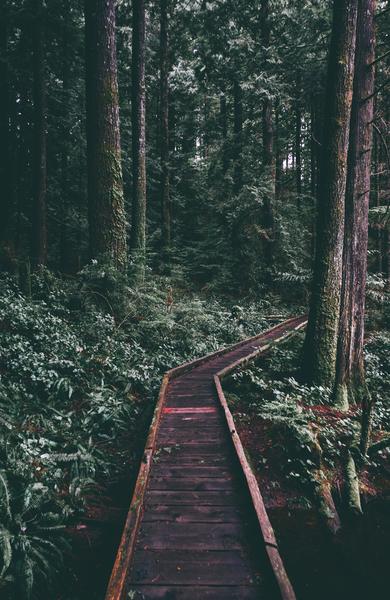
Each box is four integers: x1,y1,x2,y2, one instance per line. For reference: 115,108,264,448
0,0,389,598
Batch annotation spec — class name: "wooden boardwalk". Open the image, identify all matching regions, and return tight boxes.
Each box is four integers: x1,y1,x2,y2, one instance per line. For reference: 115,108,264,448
106,317,307,600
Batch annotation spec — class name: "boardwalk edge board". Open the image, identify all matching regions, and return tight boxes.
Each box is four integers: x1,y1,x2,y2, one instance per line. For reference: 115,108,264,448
214,320,307,600
105,317,307,600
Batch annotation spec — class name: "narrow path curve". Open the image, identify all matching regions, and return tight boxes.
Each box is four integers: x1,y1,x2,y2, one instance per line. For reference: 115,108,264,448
106,316,307,600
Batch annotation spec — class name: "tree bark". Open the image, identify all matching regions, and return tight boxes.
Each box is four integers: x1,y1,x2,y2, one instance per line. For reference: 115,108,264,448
31,0,47,268
220,92,228,176
232,78,243,196
85,0,127,270
0,0,12,256
310,92,322,260
159,0,170,253
295,90,302,206
60,0,71,272
130,0,147,264
261,0,275,268
302,0,358,388
335,0,376,409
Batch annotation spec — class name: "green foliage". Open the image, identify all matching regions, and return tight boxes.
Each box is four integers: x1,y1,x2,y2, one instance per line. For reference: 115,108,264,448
0,472,69,600
0,266,280,597
225,330,390,485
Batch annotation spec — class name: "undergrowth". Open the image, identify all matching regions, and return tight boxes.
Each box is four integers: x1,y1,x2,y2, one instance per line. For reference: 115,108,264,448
0,262,289,599
225,329,390,493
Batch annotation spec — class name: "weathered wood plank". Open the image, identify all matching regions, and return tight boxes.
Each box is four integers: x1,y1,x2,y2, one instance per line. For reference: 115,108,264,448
141,504,243,523
105,317,306,600
125,585,262,599
129,549,259,585
150,466,232,478
148,477,235,491
137,522,248,550
144,490,244,506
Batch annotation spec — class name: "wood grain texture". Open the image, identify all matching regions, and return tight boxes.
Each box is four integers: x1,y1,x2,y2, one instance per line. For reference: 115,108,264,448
105,316,307,600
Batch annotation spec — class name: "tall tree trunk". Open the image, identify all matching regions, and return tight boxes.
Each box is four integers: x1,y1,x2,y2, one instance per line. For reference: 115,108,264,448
60,0,71,272
275,103,282,202
261,0,275,268
85,0,127,269
295,83,302,206
310,92,321,258
302,0,358,388
335,0,376,410
372,119,382,273
15,31,31,259
159,0,170,253
130,0,147,264
232,78,245,290
0,0,12,260
31,0,47,268
232,78,243,196
384,229,390,292
220,92,228,176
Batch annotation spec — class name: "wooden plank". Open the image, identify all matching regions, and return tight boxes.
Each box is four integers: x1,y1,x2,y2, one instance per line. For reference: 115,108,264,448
151,454,231,466
156,431,226,444
212,323,309,600
165,398,217,408
129,549,258,585
105,317,306,600
148,477,235,491
165,314,303,380
161,416,222,428
150,466,232,478
125,585,261,599
163,406,217,413
144,490,243,506
137,522,247,550
154,442,231,453
105,375,169,600
157,427,224,436
141,505,243,523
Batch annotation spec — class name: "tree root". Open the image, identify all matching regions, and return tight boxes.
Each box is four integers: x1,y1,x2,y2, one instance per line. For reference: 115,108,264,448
343,450,363,516
310,470,342,535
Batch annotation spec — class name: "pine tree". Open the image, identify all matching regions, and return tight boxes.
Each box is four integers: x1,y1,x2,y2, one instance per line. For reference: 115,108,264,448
335,0,376,421
130,0,147,267
31,0,47,267
302,0,358,390
85,0,127,269
159,0,170,254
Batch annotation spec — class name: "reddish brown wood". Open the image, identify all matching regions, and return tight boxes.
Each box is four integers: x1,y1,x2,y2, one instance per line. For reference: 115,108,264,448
130,549,257,585
126,585,262,599
163,406,217,413
105,317,307,600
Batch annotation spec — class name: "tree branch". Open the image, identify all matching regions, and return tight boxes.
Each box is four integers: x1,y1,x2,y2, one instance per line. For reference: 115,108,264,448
361,78,390,104
369,49,390,67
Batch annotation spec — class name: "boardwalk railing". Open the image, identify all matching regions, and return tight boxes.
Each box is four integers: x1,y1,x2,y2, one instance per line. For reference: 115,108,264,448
105,316,307,600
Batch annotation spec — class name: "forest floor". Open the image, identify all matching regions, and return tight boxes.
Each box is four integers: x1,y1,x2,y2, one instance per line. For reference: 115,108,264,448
1,266,388,599
0,266,296,600
224,330,390,600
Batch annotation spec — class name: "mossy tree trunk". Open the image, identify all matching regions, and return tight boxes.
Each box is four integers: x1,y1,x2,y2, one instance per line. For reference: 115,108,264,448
232,78,243,197
232,77,245,290
31,0,48,268
130,0,147,268
159,0,170,254
302,0,358,390
335,0,376,411
85,0,127,270
261,0,275,270
220,92,229,177
295,76,302,207
60,0,71,272
0,0,12,263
